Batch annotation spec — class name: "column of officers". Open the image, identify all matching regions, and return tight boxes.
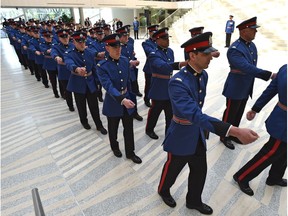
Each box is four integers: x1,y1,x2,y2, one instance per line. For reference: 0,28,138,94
5,16,286,214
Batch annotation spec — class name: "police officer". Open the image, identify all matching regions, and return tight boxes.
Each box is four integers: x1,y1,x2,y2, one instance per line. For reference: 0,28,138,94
116,26,143,121
51,29,75,111
142,25,158,107
29,27,49,88
221,17,276,150
225,15,235,47
86,27,106,102
40,30,63,98
157,32,259,214
145,27,187,140
233,64,287,196
64,31,107,135
97,33,142,164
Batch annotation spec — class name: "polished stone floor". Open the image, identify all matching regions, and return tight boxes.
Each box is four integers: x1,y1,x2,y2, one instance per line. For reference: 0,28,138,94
1,4,287,215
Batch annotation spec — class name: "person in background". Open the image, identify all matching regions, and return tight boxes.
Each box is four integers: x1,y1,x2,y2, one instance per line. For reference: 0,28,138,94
233,64,287,196
221,17,276,150
158,32,259,214
133,17,140,40
97,33,142,164
225,15,235,47
64,31,107,135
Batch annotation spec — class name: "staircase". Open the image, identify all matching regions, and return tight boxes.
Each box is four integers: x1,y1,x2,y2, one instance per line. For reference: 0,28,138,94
169,0,287,53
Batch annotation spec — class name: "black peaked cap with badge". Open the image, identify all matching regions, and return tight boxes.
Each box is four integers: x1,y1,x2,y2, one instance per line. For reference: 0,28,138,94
236,16,260,30
153,27,170,39
181,32,217,53
56,29,70,38
116,26,128,36
71,31,87,42
102,33,121,47
147,25,159,32
189,26,204,37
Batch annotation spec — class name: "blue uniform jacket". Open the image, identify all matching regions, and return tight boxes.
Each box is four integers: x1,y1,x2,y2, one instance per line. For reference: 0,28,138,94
51,42,75,80
40,41,58,71
29,37,45,64
142,38,157,74
65,48,98,94
97,56,135,117
252,64,287,142
225,20,235,34
121,43,138,82
20,33,30,55
163,65,231,155
148,46,175,100
222,38,272,100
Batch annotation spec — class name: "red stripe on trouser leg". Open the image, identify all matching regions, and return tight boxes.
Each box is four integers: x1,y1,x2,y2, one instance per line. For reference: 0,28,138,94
158,152,172,192
223,99,231,123
238,139,281,181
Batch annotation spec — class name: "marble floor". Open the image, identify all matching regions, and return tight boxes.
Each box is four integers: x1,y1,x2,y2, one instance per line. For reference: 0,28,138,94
1,30,287,216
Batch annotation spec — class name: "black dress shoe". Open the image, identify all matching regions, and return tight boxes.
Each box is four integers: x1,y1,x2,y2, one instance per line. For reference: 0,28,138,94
44,84,49,88
135,92,143,97
266,178,287,187
127,155,142,164
113,149,122,158
186,203,213,215
144,101,151,107
69,107,75,112
55,94,60,98
233,174,254,196
97,127,107,135
146,131,159,139
98,97,103,102
82,123,91,130
158,192,176,208
220,138,235,150
133,113,143,121
31,72,34,75
37,78,41,81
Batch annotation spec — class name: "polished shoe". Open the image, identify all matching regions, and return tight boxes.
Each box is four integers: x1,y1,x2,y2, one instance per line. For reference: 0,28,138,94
266,178,287,187
127,155,142,164
186,203,213,215
233,174,254,196
55,94,60,98
230,136,243,144
135,92,143,97
31,72,34,75
144,101,151,107
158,192,176,208
220,138,235,150
37,78,41,81
97,127,107,135
98,97,103,102
146,131,159,139
44,84,49,88
69,107,75,112
133,113,143,121
82,123,91,130
113,149,122,158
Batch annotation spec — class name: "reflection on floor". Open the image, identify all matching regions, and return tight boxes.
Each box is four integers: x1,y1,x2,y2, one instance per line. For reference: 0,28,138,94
1,35,286,216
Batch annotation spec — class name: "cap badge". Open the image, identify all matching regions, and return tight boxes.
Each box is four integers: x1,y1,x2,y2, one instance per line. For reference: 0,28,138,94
80,34,83,38
63,31,66,34
209,36,212,46
115,35,120,41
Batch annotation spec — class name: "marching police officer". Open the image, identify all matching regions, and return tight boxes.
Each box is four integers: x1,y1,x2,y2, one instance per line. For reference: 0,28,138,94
97,33,142,164
221,17,276,150
233,64,287,196
64,31,107,135
40,30,63,98
145,27,187,140
157,32,259,214
142,25,158,107
51,29,75,111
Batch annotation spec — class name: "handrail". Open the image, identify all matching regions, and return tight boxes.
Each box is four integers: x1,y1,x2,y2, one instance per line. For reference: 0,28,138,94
32,188,45,216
